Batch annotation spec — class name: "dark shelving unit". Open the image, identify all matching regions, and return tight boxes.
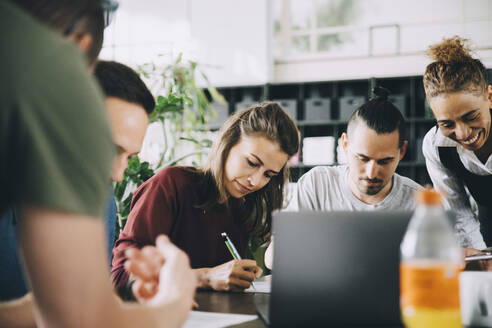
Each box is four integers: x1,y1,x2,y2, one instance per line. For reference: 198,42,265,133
207,69,491,186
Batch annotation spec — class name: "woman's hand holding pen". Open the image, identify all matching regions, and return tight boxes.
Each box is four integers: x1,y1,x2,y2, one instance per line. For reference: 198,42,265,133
194,259,262,291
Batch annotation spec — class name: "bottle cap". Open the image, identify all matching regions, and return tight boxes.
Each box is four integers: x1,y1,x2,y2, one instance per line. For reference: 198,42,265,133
415,188,442,205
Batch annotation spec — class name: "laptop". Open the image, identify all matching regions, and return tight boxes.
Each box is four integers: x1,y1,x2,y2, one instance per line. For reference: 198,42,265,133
256,211,416,327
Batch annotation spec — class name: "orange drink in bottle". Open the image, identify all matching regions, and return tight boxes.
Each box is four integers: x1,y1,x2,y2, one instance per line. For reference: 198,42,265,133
400,189,462,328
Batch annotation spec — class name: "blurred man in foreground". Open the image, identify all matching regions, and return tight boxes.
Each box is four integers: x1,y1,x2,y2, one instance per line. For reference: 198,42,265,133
0,1,196,327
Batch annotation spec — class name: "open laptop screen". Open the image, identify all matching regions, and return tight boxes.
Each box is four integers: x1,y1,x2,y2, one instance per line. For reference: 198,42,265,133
268,211,414,327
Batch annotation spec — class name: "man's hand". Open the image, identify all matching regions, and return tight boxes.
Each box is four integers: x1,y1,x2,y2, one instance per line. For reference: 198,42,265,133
18,208,195,328
125,245,164,302
149,236,196,312
196,259,262,292
462,248,492,271
125,235,196,312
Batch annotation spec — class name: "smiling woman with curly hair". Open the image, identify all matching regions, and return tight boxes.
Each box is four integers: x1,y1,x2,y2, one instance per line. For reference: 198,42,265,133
422,36,492,253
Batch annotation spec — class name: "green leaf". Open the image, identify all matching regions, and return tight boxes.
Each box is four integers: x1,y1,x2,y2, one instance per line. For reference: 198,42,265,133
208,87,228,104
162,104,182,113
114,179,128,200
113,53,226,236
189,61,197,71
200,139,214,148
184,96,194,105
179,136,201,145
174,53,183,64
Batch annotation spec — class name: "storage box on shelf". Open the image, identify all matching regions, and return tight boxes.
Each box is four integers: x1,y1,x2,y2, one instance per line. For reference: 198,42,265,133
304,98,331,121
302,136,336,165
208,101,229,130
274,99,297,120
209,69,491,185
235,95,258,113
339,96,365,121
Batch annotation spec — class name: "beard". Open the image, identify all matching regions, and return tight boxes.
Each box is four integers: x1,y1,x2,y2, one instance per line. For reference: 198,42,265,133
357,178,384,195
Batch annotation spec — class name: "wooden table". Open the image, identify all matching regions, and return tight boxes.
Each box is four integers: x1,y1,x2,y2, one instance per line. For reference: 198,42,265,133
194,291,481,328
194,291,266,327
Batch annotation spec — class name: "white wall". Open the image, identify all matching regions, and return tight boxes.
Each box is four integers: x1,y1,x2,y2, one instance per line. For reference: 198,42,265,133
100,0,270,87
273,0,492,82
100,0,492,84
99,0,191,66
274,49,492,83
190,0,270,87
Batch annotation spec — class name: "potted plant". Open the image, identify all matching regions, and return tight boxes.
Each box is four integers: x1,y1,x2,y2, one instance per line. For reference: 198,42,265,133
113,54,226,234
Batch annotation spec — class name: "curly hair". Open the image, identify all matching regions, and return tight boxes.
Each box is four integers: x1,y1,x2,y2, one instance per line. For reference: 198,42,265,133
423,36,487,98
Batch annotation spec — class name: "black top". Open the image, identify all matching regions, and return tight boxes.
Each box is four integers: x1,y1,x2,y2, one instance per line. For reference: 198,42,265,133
438,147,492,246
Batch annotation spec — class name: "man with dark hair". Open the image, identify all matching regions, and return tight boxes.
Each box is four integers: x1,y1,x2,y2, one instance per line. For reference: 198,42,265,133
0,0,109,307
95,60,156,114
0,3,121,304
265,92,421,269
14,0,105,67
95,60,156,182
0,60,155,305
291,93,420,211
94,60,155,254
0,1,195,327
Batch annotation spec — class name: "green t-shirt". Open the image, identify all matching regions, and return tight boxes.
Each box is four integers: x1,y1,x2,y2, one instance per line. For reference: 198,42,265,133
0,1,115,218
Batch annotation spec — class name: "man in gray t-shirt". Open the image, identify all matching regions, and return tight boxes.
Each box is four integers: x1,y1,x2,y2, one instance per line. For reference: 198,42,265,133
291,164,420,212
266,89,421,268
290,89,421,212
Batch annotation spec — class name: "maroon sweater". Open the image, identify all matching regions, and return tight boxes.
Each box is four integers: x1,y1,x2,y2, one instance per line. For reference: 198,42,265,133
111,166,249,289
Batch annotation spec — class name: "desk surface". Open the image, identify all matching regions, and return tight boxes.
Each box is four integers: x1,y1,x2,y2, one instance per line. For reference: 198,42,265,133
195,291,481,328
195,291,265,327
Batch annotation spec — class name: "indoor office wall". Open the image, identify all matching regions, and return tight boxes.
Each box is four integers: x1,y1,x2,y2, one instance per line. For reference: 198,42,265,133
100,0,492,84
273,0,492,82
100,0,270,87
99,0,190,66
99,0,193,168
99,0,491,185
99,0,270,167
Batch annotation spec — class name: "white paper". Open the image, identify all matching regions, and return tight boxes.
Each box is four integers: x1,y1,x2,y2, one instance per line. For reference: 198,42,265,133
183,311,257,328
244,275,271,294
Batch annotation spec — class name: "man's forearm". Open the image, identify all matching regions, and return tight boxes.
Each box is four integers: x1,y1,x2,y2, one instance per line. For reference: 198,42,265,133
0,290,192,328
0,293,36,328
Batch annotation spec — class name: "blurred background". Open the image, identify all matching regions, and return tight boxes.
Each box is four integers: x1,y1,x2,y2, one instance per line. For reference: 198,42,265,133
101,0,492,193
100,0,492,85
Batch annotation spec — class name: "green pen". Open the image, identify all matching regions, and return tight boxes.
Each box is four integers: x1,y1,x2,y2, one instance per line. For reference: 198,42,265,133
221,232,242,260
221,232,256,290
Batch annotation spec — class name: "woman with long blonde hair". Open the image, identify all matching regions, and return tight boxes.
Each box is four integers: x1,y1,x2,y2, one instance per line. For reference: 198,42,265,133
112,101,299,297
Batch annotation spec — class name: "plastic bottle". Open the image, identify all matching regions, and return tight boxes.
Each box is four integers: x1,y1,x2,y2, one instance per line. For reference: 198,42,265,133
400,188,463,328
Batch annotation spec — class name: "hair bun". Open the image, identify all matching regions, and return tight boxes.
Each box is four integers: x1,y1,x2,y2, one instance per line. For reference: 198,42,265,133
372,86,390,100
427,36,474,64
